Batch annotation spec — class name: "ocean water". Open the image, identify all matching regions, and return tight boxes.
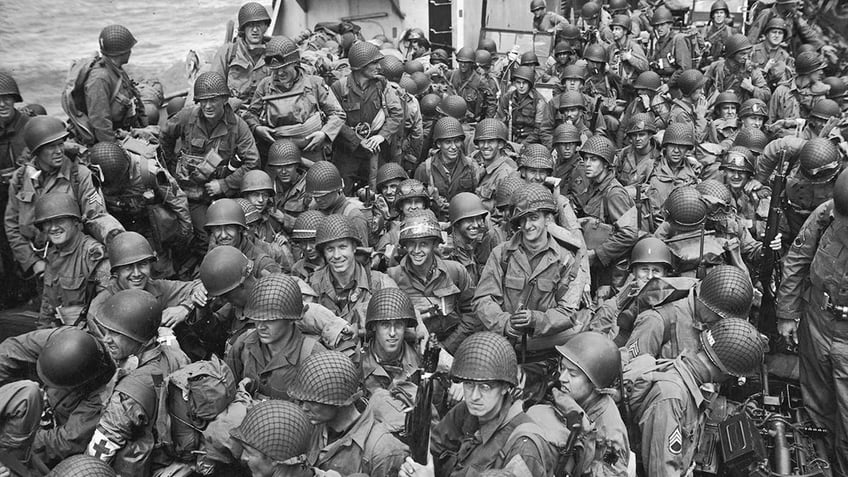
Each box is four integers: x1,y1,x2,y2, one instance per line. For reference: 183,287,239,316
0,0,254,115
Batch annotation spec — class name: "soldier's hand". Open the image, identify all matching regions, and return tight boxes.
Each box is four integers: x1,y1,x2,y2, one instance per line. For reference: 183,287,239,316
254,126,275,143
400,455,434,477
32,260,46,277
361,135,385,153
740,77,754,92
191,283,208,308
552,387,583,415
161,305,190,327
510,309,533,330
204,180,223,197
303,131,327,151
769,233,782,251
777,318,799,345
0,464,10,477
744,178,763,195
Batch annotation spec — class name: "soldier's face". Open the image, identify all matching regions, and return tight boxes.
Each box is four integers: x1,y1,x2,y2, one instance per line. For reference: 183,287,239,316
514,79,531,95
742,115,765,130
100,328,141,362
563,106,582,123
0,95,14,121
477,138,502,162
313,190,341,211
532,5,546,19
630,131,652,150
251,318,293,345
244,191,271,212
587,60,604,76
663,144,689,166
404,237,437,267
612,26,626,41
462,381,508,419
35,138,66,172
438,137,463,161
295,238,319,261
361,61,381,80
712,10,727,24
40,217,80,248
583,155,607,180
269,163,298,184
723,168,750,190
239,443,277,477
400,197,427,216
655,22,671,37
115,260,152,290
198,97,226,123
519,211,550,244
556,142,579,161
719,104,737,119
373,319,406,358
522,166,550,184
555,51,571,65
455,214,486,242
323,238,356,275
243,21,269,46
381,179,402,204
299,400,339,425
767,29,785,46
731,50,750,65
272,64,298,88
557,358,595,405
209,225,242,247
459,61,474,74
633,262,667,289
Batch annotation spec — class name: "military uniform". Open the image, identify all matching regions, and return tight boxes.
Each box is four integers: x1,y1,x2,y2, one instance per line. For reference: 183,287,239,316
210,38,270,103
608,36,650,86
448,69,498,122
703,59,771,105
0,108,30,172
309,262,397,329
555,152,591,199
750,41,792,87
548,92,608,138
388,82,424,171
83,56,146,144
767,79,827,137
212,235,281,276
614,143,661,187
644,158,700,229
414,150,479,213
361,341,420,396
310,195,372,247
701,22,735,65
622,288,701,366
87,278,197,329
649,31,692,85
497,89,554,149
534,11,569,33
445,230,499,289
667,99,709,144
747,8,823,55
578,173,638,270
475,151,518,213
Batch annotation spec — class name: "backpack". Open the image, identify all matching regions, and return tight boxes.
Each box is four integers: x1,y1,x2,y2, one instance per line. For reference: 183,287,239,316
61,55,116,145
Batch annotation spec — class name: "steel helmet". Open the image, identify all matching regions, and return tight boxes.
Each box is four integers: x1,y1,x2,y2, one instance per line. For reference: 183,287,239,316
799,137,840,177
33,193,81,225
796,51,825,76
193,72,230,101
626,112,658,135
810,99,841,121
108,231,156,270
199,246,253,297
512,66,536,84
553,123,581,144
561,24,582,41
292,210,323,241
732,127,769,154
495,173,526,209
530,0,547,10
449,192,488,225
245,273,304,321
230,400,312,465
833,169,848,219
697,265,753,321
264,36,300,69
739,98,768,118
475,49,493,68
405,60,426,75
376,162,409,190
205,199,247,229
677,69,706,96
475,118,508,143
561,64,587,81
37,328,113,389
610,14,632,32
580,135,616,164
583,44,607,63
724,34,752,57
400,208,442,243
23,116,69,153
237,2,271,30
608,0,629,11
89,142,131,187
235,198,261,225
634,71,662,91
432,116,465,142
662,123,696,147
696,178,733,209
379,55,405,82
519,51,539,67
366,287,417,328
240,170,275,194
558,90,586,110
45,455,117,477
764,17,788,36
720,146,755,174
438,95,468,120
305,161,343,194
399,75,418,94
456,46,476,64
95,289,162,343
714,91,741,109
0,72,23,102
349,41,384,71
651,6,674,25
315,214,361,249
581,1,601,20
451,331,518,386
99,24,137,56
395,179,431,207
630,236,674,268
824,77,847,100
403,27,430,48
710,0,730,14
664,186,707,227
511,183,557,224
478,38,497,54
520,143,554,171
419,94,442,117
701,318,768,377
556,332,620,388
554,41,574,56
289,351,361,406
267,139,302,167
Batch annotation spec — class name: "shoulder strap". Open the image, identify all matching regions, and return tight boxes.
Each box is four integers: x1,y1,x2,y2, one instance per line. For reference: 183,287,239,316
300,335,318,363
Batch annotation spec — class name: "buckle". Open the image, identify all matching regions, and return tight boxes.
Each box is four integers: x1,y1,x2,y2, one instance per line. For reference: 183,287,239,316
354,122,372,140
822,291,848,320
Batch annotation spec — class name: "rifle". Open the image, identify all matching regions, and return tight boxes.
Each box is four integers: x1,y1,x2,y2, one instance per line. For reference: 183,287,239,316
588,96,603,133
758,147,788,336
635,183,644,232
552,406,584,476
405,334,441,465
507,97,514,142
695,222,707,280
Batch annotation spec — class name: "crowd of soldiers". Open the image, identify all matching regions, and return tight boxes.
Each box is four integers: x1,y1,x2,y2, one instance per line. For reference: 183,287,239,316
0,0,846,475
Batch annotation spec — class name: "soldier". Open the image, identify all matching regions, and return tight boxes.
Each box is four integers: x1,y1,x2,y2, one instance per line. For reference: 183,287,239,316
446,192,501,287
738,98,769,131
239,169,284,243
414,117,479,220
204,198,281,276
81,25,146,144
703,34,770,105
418,93,441,162
85,289,190,475
643,123,701,229
5,116,121,281
304,160,371,246
436,95,477,155
767,51,828,138
360,287,421,394
497,66,553,149
518,143,555,186
229,400,314,477
667,69,709,143
491,173,526,242
226,274,327,400
732,126,770,167
388,210,476,354
244,36,346,162
309,214,397,329
290,210,325,281
577,1,614,46
449,47,497,122
374,179,432,268
577,136,639,287
747,0,823,55
374,162,409,224
630,318,767,475
619,71,664,139
527,332,629,475
473,119,518,213
290,351,409,476
648,6,692,86
210,2,272,107
159,71,260,242
617,114,659,190
583,43,624,134
0,327,116,468
400,28,431,64
389,67,425,173
800,99,841,140
552,124,589,199
706,91,741,147
89,141,192,277
719,147,766,234
608,13,650,89
701,0,736,66
0,72,31,172
331,41,404,192
551,90,605,140
749,18,792,89
266,139,309,235
531,0,568,35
